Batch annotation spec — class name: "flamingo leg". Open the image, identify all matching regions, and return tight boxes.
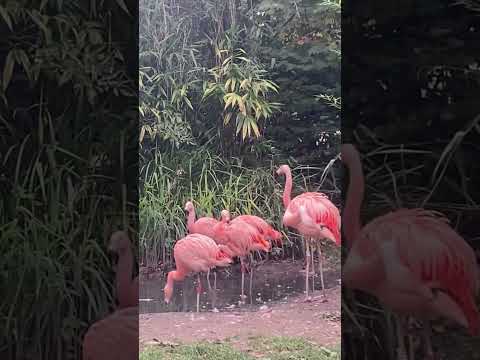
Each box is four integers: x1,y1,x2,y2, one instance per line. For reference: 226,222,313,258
317,242,327,301
240,257,246,303
311,240,316,292
249,253,254,304
196,274,202,312
305,239,311,300
207,269,212,291
395,315,408,360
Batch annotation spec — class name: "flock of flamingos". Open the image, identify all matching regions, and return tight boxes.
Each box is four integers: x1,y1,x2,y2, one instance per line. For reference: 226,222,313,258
82,144,479,360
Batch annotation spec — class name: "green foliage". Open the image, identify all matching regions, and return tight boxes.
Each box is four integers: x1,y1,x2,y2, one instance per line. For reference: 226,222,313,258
139,0,205,149
0,1,136,358
140,337,340,360
139,146,338,266
203,47,281,140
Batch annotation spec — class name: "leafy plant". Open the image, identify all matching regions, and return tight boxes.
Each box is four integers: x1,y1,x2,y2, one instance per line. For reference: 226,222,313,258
203,47,281,140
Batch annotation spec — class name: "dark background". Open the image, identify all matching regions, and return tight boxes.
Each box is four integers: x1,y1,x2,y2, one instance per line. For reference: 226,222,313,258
342,0,480,359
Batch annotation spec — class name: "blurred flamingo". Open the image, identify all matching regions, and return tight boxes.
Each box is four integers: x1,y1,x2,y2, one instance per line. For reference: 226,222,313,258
214,212,271,303
82,231,138,360
164,233,232,312
82,306,138,360
341,143,479,360
108,231,138,308
276,164,341,301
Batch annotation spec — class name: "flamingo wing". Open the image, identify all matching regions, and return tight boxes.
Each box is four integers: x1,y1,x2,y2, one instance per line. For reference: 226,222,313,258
362,208,479,335
233,215,282,244
174,234,216,272
286,193,341,244
189,217,219,239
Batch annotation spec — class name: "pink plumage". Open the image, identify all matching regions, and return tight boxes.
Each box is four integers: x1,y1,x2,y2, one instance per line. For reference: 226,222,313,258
220,210,282,245
164,233,232,304
282,192,341,245
184,201,219,239
276,164,341,301
342,143,480,357
212,216,271,258
82,232,138,360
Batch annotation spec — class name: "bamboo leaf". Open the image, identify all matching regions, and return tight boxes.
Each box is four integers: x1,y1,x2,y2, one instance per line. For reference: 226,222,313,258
3,50,15,91
0,5,12,31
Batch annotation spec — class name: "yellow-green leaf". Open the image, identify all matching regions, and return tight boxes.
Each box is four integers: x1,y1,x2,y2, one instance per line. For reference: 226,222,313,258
251,121,260,137
223,112,233,125
3,50,15,91
238,97,246,115
0,6,12,31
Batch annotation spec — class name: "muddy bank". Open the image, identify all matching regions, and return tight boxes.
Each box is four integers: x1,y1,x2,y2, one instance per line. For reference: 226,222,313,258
140,286,341,350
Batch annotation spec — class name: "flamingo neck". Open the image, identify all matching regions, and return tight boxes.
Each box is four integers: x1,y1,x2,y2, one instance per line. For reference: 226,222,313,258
282,167,293,208
342,145,364,249
165,270,186,294
187,207,196,230
116,246,134,307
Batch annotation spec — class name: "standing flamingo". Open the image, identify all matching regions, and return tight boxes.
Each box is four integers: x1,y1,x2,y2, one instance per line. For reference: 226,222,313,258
213,213,271,303
164,233,232,312
82,231,138,359
220,210,283,246
185,201,219,239
184,200,222,290
341,143,479,360
220,210,282,297
276,164,341,302
108,231,138,308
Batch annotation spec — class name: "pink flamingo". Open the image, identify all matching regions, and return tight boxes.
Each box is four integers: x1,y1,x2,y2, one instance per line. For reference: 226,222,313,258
220,210,282,295
213,212,271,303
184,200,223,289
82,231,138,359
108,231,138,308
164,233,233,312
276,164,341,301
341,143,479,360
184,200,219,239
220,210,283,246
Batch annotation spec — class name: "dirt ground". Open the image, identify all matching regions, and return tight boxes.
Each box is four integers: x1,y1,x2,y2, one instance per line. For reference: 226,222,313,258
140,285,341,351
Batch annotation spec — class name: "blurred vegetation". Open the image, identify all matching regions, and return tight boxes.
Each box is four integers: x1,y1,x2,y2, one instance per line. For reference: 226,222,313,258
139,0,341,266
0,1,137,359
342,2,480,359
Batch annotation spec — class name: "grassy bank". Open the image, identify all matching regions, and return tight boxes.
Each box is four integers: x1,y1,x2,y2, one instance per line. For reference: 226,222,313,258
140,336,340,360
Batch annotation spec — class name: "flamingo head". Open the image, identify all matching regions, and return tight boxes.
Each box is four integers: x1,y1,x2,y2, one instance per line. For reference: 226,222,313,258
164,282,173,304
220,209,231,223
253,234,271,252
276,164,290,176
184,201,194,213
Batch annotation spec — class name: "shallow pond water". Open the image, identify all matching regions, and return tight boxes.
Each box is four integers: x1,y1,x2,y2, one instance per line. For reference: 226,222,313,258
139,260,340,313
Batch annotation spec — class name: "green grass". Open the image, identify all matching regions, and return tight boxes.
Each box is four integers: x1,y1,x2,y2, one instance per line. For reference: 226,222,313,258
139,146,340,267
140,337,340,360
